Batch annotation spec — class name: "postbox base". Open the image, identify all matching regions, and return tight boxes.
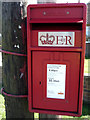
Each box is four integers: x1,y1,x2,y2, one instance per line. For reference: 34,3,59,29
29,108,82,117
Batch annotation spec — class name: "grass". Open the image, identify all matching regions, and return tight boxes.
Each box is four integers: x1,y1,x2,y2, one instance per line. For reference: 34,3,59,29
0,95,5,119
61,101,90,119
0,59,90,119
82,101,90,116
0,84,5,120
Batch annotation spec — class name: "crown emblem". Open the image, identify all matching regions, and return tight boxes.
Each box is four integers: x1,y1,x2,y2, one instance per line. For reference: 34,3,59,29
40,33,55,45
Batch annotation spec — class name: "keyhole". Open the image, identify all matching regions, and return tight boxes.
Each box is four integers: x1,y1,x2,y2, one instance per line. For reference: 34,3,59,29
39,81,41,85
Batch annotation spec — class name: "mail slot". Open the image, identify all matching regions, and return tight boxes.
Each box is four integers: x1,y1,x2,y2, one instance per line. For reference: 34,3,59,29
27,3,86,117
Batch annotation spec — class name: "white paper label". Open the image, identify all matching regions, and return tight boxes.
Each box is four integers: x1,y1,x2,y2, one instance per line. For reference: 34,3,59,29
38,32,75,47
47,64,66,99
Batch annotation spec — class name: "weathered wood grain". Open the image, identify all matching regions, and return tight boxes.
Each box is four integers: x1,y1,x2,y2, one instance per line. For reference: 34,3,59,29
2,2,34,119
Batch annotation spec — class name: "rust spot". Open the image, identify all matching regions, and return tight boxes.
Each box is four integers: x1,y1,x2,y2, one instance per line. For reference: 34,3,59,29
58,93,64,95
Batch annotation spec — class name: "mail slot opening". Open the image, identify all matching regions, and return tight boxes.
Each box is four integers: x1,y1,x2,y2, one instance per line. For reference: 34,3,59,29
32,23,82,30
31,23,82,48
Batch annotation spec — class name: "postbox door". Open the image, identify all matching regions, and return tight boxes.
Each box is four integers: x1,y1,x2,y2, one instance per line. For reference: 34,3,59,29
32,51,80,112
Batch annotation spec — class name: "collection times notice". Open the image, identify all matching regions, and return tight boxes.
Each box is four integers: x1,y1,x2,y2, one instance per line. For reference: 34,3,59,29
47,64,66,99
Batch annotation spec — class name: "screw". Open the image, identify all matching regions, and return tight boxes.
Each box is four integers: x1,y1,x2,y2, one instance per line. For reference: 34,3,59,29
67,11,69,14
43,11,46,15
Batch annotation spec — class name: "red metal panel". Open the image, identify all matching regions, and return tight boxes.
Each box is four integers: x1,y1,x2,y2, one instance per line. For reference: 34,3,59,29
27,3,86,116
32,51,80,112
30,7,83,19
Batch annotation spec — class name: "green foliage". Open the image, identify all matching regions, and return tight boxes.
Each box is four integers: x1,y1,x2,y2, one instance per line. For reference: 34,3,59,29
82,102,90,116
0,95,5,120
0,84,5,120
84,59,90,73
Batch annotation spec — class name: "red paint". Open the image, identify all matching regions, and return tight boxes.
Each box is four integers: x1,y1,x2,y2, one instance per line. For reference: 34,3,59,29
32,52,80,112
0,49,27,56
1,88,28,98
27,3,86,116
40,33,55,44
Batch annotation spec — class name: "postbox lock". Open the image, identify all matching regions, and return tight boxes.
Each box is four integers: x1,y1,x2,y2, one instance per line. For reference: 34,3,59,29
39,81,41,85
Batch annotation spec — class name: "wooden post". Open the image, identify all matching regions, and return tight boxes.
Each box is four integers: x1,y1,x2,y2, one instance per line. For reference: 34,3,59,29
2,2,34,119
0,1,2,47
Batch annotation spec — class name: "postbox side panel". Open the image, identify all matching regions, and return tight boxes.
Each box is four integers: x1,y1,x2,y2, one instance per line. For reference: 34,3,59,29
32,51,80,112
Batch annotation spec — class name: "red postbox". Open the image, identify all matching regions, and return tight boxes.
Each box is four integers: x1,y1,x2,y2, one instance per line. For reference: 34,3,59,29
27,3,86,117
